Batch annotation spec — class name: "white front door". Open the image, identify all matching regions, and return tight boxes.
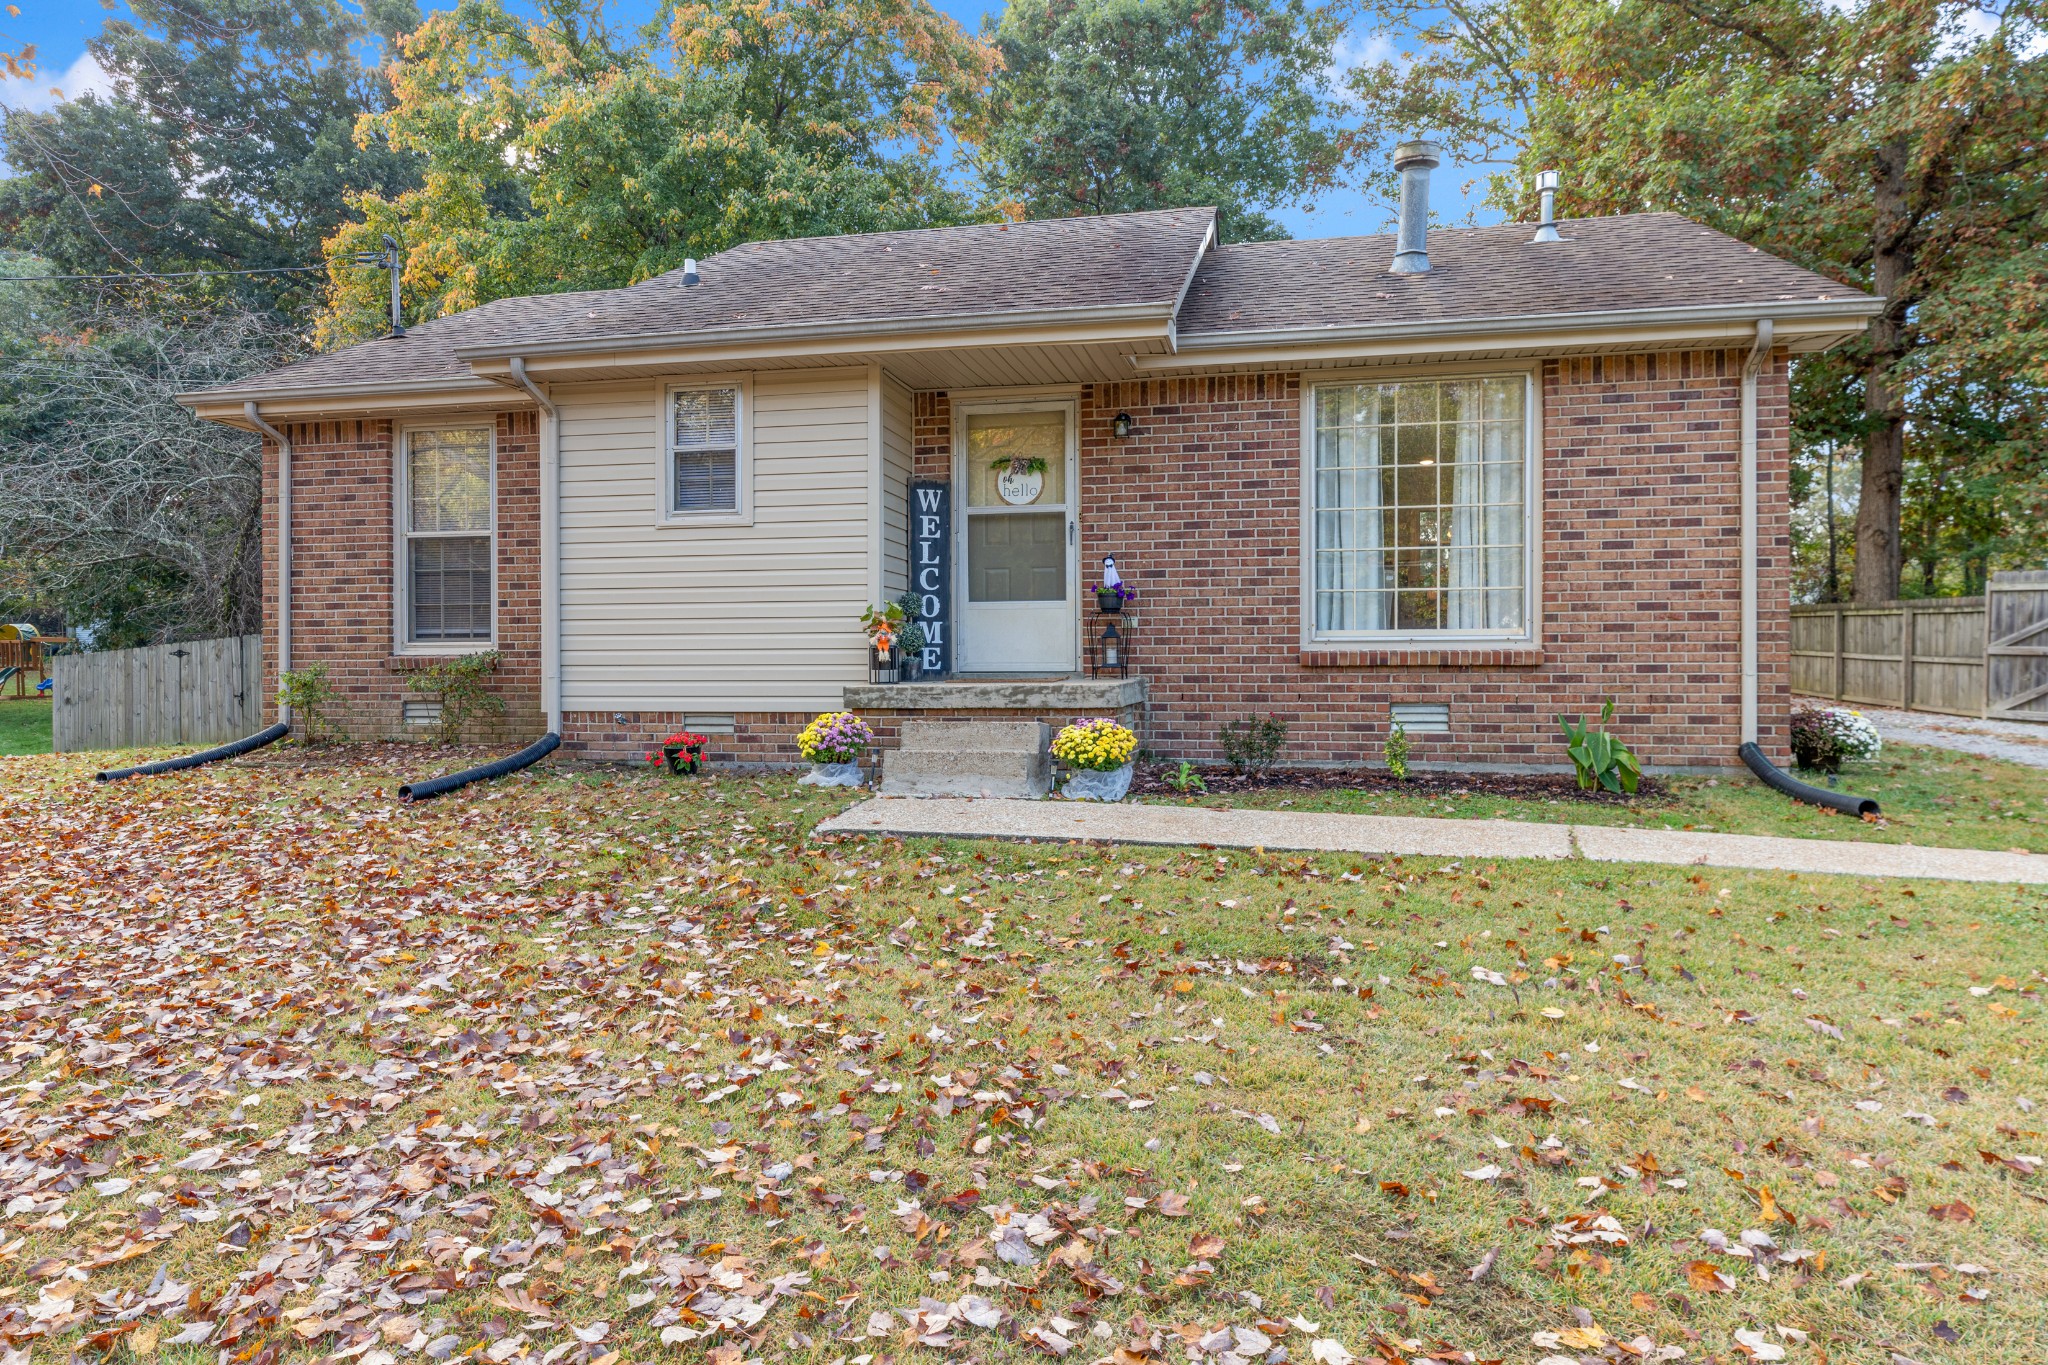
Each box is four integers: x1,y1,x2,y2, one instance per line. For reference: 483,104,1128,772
955,402,1077,673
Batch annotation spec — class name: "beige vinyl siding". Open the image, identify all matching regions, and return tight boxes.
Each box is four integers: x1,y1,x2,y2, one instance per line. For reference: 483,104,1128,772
557,368,872,711
881,374,912,597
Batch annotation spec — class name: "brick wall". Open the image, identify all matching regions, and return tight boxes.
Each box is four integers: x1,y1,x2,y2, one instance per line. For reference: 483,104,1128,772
265,350,1789,772
1072,351,1790,770
261,411,544,742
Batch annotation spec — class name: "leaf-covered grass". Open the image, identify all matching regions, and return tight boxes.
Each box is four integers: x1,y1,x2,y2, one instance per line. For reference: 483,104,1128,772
1142,742,2048,853
3,745,2045,1365
0,697,51,755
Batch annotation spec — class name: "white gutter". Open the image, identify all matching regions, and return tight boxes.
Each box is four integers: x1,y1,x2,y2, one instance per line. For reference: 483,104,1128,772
244,403,292,726
1170,295,1878,355
1740,319,1775,747
452,299,1180,363
506,358,562,735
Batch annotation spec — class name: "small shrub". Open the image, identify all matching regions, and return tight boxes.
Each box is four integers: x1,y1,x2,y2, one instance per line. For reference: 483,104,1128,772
1218,713,1288,774
798,711,872,764
1557,697,1642,794
407,650,505,744
1052,717,1137,772
1383,723,1410,780
276,663,345,743
1166,759,1207,794
1789,704,1882,773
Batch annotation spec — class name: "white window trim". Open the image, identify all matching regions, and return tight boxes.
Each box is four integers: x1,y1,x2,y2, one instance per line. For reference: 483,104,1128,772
1298,365,1543,648
394,422,499,656
657,375,753,528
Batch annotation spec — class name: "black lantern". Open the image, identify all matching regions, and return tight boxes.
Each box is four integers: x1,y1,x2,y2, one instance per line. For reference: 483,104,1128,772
1110,411,1137,440
1092,617,1131,678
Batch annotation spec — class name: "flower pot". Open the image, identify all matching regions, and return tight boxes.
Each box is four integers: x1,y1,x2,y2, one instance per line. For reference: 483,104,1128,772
1096,591,1124,613
662,744,704,775
1061,762,1134,802
800,760,866,788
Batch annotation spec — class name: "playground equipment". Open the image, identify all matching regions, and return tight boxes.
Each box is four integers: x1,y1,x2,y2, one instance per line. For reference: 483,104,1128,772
0,624,67,699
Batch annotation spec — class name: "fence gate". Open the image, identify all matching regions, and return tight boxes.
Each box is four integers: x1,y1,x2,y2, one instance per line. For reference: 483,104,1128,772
1988,571,2048,720
52,634,263,753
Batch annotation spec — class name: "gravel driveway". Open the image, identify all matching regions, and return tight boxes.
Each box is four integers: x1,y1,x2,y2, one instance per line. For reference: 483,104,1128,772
1807,700,2048,769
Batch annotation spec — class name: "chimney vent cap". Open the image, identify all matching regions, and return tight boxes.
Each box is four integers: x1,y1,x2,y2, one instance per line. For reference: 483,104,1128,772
1391,139,1444,171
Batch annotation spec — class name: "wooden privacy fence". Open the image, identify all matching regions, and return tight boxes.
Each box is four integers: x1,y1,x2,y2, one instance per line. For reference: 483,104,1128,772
1792,572,2048,720
52,635,263,754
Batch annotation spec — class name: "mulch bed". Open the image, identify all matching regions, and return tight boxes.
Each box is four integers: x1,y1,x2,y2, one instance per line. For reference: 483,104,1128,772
1130,762,1663,803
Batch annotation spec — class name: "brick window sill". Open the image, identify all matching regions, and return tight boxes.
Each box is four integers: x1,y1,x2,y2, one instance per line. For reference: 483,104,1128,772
1300,647,1545,669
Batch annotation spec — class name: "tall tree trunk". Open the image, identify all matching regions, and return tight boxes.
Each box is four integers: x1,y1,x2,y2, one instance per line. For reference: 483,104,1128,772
1852,135,1913,603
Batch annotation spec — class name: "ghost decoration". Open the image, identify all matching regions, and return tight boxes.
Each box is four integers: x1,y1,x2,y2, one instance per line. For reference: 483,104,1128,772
1101,556,1123,590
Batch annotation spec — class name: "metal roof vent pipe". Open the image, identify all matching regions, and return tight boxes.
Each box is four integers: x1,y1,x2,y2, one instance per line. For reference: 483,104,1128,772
1532,169,1563,243
1388,140,1443,275
682,258,700,286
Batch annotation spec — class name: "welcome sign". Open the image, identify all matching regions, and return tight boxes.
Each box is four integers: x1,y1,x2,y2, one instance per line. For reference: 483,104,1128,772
910,479,951,677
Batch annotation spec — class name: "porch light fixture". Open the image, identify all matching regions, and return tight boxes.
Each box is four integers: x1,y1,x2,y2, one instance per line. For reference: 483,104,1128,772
1110,412,1138,440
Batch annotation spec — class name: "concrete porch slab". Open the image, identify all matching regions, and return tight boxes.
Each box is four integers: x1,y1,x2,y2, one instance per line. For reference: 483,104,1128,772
844,677,1148,711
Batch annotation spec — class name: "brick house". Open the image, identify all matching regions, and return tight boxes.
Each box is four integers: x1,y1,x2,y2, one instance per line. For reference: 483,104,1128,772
182,155,1879,775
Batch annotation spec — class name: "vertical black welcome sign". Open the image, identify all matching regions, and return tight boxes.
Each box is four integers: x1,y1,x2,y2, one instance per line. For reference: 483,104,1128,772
910,479,951,677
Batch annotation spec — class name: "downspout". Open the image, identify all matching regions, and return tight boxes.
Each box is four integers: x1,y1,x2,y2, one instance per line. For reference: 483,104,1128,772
1740,319,1774,747
245,402,292,725
507,357,562,735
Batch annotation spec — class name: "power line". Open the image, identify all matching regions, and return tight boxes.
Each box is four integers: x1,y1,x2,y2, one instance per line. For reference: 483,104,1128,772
0,263,332,282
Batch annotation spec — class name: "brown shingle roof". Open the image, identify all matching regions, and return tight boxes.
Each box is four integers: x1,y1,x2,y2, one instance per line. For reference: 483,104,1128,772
218,288,613,396
462,206,1220,354
192,207,1872,401
1177,212,1863,337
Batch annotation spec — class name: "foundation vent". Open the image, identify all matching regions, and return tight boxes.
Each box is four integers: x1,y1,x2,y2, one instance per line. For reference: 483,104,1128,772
683,714,737,735
1389,702,1450,734
403,700,443,727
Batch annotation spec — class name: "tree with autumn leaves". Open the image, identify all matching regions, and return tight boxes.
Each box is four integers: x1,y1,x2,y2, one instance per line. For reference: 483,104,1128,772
318,0,1002,344
1350,0,2048,602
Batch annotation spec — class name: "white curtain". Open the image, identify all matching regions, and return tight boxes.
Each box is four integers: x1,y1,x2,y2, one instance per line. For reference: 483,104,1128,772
1446,380,1524,631
1314,387,1388,631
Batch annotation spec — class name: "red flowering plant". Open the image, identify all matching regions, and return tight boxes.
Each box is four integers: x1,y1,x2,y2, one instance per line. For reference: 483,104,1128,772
646,731,710,775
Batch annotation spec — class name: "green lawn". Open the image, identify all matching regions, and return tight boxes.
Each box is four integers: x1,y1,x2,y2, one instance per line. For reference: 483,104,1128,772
1,747,2044,1365
1140,741,2048,852
0,696,51,754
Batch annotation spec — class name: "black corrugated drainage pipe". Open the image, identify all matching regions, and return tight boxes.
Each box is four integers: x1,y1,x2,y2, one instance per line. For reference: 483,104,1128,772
95,721,291,783
1739,741,1880,818
398,732,560,803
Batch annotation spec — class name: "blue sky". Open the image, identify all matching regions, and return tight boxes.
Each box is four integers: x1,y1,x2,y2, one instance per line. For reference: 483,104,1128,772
0,0,1503,238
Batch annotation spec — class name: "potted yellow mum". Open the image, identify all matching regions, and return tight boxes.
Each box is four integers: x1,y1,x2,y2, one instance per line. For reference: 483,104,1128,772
1051,717,1137,801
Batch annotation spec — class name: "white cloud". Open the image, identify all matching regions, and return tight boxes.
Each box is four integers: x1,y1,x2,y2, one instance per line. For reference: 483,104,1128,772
0,49,116,114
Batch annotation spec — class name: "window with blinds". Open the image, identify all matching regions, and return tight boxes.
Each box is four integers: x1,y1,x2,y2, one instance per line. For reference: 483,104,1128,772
670,386,740,515
402,427,493,645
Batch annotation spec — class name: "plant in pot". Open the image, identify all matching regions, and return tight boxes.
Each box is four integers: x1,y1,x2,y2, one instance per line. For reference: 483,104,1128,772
646,730,708,775
1090,580,1136,613
1052,717,1139,801
893,592,927,681
797,710,873,787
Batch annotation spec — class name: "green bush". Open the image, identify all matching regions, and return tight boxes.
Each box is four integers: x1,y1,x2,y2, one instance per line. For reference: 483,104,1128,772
1218,713,1288,775
1383,722,1410,780
407,650,506,744
1558,697,1642,795
276,663,345,743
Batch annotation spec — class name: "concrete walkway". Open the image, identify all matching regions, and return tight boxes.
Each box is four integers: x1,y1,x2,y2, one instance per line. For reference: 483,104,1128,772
814,797,2048,884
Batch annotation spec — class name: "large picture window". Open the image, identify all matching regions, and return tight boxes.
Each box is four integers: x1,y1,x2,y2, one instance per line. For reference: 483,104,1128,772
669,385,740,515
401,427,493,646
1310,376,1530,637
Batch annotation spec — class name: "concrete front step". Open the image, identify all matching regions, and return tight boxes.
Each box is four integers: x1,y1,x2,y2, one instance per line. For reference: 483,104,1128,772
883,719,1052,797
882,747,1052,798
897,719,1048,752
